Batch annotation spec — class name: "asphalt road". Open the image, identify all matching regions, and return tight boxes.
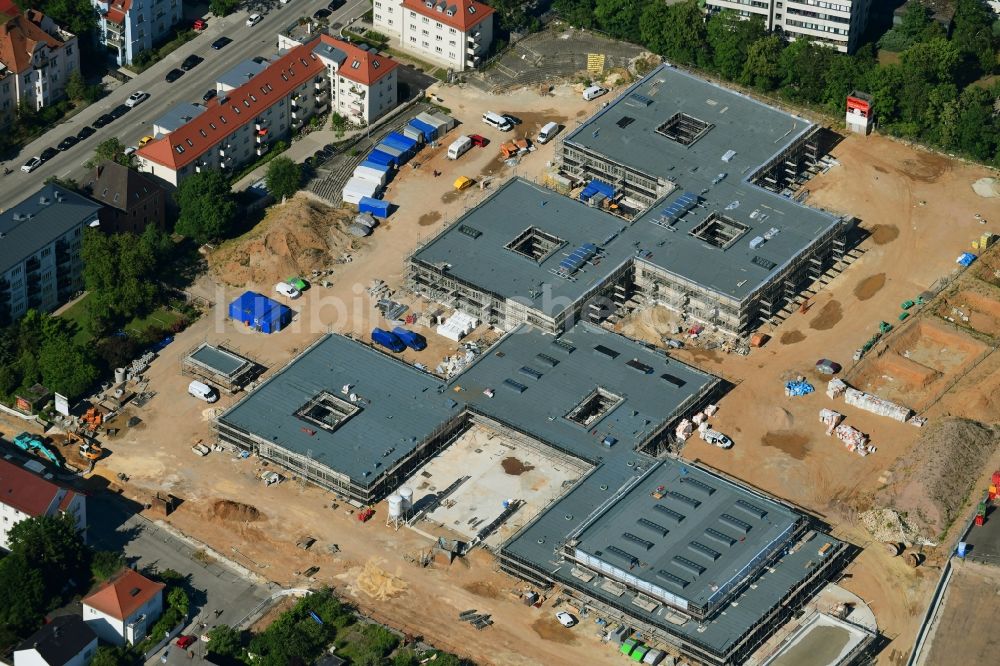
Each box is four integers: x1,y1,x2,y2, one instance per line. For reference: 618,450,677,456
0,0,369,203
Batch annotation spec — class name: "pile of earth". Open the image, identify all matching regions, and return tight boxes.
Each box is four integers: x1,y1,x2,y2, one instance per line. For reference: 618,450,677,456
208,195,357,287
873,418,1000,541
211,499,265,522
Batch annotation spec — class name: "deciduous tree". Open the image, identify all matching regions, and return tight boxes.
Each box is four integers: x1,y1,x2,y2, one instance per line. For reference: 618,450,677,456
174,171,237,244
265,157,301,202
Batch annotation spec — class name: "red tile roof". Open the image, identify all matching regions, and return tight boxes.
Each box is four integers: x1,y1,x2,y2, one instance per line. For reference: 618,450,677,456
0,457,62,517
138,42,326,171
57,489,79,512
401,0,493,32
106,7,126,24
317,35,398,86
0,6,65,76
83,569,165,621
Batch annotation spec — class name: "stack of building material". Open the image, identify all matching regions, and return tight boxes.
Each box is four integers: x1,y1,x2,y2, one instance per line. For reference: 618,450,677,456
844,388,913,422
691,412,707,425
827,378,848,399
675,419,693,442
834,424,874,456
785,379,814,397
819,409,844,435
704,404,719,417
436,312,479,342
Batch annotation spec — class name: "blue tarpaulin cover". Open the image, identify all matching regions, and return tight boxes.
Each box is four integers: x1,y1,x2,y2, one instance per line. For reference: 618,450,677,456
957,252,977,267
784,380,814,397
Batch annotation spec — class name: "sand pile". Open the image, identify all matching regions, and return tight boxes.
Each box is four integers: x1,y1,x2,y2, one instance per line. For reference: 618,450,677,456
211,499,265,522
873,418,1000,540
972,178,1000,198
209,195,357,287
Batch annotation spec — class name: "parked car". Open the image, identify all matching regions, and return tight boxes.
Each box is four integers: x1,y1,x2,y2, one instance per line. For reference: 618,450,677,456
664,338,684,349
203,88,217,102
165,68,184,82
39,147,58,162
109,104,130,119
125,90,149,108
703,430,733,449
468,134,489,148
76,126,97,140
176,635,196,649
583,85,607,101
555,611,577,628
92,113,114,128
211,36,232,50
181,54,203,71
246,13,262,27
275,281,301,299
187,380,218,403
312,8,331,19
57,135,79,151
20,156,42,173
139,135,155,147
502,113,522,126
328,0,345,9
193,18,206,31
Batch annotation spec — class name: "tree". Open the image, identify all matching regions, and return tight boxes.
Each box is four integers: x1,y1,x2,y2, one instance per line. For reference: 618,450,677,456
209,0,240,17
952,0,997,75
639,0,708,67
205,625,244,659
265,157,301,202
167,586,190,618
706,11,766,81
91,550,125,581
37,332,98,399
66,70,87,102
0,552,47,637
7,514,89,599
552,0,597,29
741,35,785,91
88,137,129,168
954,85,1000,161
90,646,129,666
13,0,98,41
594,0,642,41
82,229,161,331
175,171,237,244
778,39,834,103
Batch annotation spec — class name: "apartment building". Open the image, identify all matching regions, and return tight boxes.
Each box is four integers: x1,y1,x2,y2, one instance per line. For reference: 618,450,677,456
0,185,102,325
0,457,87,551
92,0,184,66
0,2,80,125
85,161,167,234
82,568,164,646
137,37,399,186
706,0,871,53
282,34,399,125
373,0,494,71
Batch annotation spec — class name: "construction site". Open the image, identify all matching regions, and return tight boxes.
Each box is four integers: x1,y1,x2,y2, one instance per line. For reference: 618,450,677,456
4,44,996,666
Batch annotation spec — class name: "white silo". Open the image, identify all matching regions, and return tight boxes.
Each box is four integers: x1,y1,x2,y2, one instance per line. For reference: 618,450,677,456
398,486,413,513
386,493,404,530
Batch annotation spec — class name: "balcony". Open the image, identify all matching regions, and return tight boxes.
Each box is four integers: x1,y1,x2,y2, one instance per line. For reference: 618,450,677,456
219,156,232,169
315,90,328,103
25,258,41,273
256,144,270,158
218,144,233,157
291,94,302,107
254,120,268,131
291,117,303,130
313,78,325,91
467,31,481,44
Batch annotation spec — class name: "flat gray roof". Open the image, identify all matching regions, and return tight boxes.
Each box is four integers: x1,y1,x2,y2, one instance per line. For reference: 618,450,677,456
412,178,632,313
459,321,718,462
188,344,250,378
153,103,206,135
0,185,101,276
564,64,812,191
502,458,844,655
217,334,458,485
571,461,800,610
217,58,270,90
218,322,716,484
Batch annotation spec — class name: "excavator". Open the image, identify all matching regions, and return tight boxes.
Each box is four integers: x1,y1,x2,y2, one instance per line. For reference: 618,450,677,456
69,432,103,461
12,432,62,468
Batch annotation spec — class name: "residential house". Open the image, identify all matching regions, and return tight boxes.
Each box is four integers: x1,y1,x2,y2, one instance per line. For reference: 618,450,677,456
0,1,80,125
705,0,872,53
82,568,165,646
92,0,184,66
0,184,102,324
0,457,87,551
278,34,399,126
13,616,98,666
373,0,493,71
85,161,166,234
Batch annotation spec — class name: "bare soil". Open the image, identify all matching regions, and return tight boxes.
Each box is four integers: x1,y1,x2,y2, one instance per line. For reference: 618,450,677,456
210,499,265,522
854,273,887,301
874,418,1000,540
809,300,843,330
501,457,535,475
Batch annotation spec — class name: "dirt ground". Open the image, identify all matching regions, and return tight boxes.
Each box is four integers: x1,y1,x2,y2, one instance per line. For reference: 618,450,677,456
15,83,997,665
917,560,1000,665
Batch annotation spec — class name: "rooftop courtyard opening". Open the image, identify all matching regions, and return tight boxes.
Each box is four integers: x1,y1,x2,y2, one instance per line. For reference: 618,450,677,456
656,112,713,147
689,213,751,250
505,226,565,263
566,387,624,427
296,392,360,432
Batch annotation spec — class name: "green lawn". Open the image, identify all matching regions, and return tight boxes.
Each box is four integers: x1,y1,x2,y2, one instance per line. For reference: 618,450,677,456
58,293,184,345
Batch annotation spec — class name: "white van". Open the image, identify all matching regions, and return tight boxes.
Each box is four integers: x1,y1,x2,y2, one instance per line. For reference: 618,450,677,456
187,380,218,403
583,85,608,101
537,121,559,144
447,135,473,160
482,111,512,132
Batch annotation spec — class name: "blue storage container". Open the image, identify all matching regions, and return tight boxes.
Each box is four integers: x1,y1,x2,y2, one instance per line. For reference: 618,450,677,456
359,159,390,174
359,197,391,219
367,149,396,168
384,132,417,156
372,328,406,352
227,291,292,334
375,143,404,159
409,118,437,141
392,327,427,351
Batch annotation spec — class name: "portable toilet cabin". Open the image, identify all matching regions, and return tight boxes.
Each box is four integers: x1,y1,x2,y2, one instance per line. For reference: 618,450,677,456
367,149,397,168
359,196,391,219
